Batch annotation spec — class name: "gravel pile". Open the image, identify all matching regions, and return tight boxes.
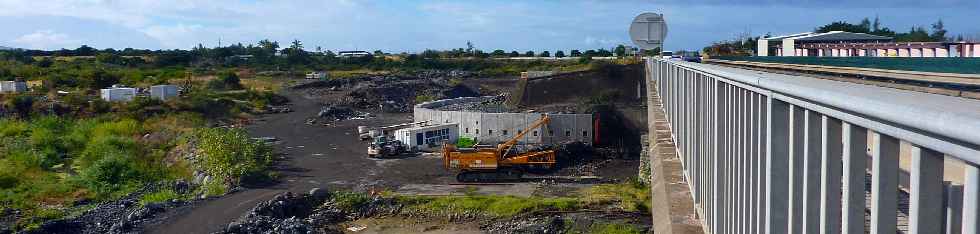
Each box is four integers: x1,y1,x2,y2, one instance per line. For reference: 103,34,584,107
432,96,510,112
482,215,565,234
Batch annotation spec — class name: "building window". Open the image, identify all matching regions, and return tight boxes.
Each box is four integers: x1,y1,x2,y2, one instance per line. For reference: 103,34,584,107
488,130,493,135
465,128,469,133
548,130,554,136
502,130,508,135
476,129,480,134
533,131,538,136
565,131,571,137
517,129,522,134
476,121,479,125
583,131,588,137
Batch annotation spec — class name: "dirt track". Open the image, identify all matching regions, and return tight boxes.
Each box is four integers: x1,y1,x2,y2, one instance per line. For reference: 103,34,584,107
148,91,454,234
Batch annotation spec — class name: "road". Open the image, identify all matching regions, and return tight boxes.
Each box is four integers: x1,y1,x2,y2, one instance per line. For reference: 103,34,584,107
148,91,453,234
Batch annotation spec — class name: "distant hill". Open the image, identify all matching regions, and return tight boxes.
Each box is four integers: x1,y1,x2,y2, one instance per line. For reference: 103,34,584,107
0,46,16,50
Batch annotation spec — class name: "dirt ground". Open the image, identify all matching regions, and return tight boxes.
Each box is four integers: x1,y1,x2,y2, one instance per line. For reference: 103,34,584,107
148,90,454,233
147,74,643,233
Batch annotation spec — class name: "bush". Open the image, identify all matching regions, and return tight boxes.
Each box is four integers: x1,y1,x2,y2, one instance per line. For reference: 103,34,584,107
207,72,243,90
78,154,141,196
455,137,476,148
196,128,273,185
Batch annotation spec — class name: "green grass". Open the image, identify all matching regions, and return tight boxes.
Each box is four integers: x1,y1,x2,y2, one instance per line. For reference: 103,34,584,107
400,195,579,218
583,179,651,212
589,222,643,234
333,191,371,212
202,179,227,197
139,189,181,206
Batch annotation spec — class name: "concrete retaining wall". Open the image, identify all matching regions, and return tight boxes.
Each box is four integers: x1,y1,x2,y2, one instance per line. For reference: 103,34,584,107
414,97,593,145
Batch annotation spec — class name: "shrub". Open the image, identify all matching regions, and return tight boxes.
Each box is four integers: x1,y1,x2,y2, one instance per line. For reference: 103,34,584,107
196,128,272,185
455,137,476,148
207,72,243,90
78,154,141,196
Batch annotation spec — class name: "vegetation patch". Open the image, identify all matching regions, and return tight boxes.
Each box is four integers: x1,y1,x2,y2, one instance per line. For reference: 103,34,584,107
582,178,651,212
139,189,181,206
399,195,579,218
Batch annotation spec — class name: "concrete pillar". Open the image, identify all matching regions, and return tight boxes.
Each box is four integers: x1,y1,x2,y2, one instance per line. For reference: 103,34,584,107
842,123,868,234
782,39,796,56
759,39,770,56
818,49,824,57
909,145,944,234
938,48,949,57
871,132,900,234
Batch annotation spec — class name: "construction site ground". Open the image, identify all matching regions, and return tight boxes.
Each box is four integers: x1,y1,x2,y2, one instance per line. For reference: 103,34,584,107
149,73,645,233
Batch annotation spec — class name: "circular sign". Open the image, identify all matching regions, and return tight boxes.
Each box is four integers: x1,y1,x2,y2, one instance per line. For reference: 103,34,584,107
629,12,667,50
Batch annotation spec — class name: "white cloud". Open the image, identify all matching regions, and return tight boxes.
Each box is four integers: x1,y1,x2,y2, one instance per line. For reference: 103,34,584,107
141,24,205,49
11,30,80,49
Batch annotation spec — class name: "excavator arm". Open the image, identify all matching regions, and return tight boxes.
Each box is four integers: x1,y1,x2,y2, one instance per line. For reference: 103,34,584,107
496,115,550,155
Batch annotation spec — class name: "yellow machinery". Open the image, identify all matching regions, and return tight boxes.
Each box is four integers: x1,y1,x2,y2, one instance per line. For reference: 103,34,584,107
442,115,556,182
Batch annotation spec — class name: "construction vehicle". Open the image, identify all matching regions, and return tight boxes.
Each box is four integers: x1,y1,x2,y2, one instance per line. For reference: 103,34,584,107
442,115,556,182
367,135,405,158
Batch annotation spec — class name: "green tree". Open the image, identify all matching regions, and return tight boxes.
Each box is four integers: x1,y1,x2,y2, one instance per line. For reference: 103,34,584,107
524,51,534,57
491,50,507,57
931,19,947,42
509,51,520,57
555,50,566,58
614,45,627,57
570,50,582,57
538,51,550,57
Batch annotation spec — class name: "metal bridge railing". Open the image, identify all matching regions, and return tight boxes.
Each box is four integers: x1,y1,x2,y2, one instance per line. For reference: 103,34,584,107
649,58,980,234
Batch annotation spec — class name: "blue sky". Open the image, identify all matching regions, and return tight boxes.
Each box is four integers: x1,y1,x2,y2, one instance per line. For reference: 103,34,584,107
2,0,978,52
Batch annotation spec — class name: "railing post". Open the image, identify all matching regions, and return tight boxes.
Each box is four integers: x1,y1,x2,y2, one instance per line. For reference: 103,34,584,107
842,123,868,234
801,110,823,234
788,105,806,234
757,94,769,233
871,132,900,234
964,164,980,234
765,97,790,234
909,145,944,234
712,80,728,234
819,116,843,234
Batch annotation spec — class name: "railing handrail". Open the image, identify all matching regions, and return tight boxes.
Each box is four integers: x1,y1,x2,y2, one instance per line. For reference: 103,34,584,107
666,59,980,164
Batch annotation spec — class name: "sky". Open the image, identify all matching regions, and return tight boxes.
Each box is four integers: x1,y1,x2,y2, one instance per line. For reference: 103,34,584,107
1,0,979,53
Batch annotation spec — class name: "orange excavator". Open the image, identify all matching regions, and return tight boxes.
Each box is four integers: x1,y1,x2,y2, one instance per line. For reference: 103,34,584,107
442,115,557,182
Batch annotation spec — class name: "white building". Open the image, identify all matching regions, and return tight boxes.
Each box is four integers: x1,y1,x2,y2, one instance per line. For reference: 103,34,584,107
0,81,27,93
150,85,179,100
394,123,459,152
101,86,137,102
306,71,328,80
338,51,371,58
